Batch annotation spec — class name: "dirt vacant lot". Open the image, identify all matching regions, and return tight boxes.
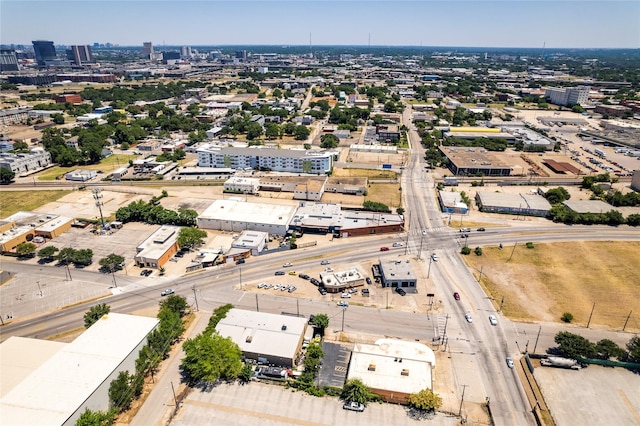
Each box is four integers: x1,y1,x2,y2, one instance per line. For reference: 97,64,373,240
464,241,640,332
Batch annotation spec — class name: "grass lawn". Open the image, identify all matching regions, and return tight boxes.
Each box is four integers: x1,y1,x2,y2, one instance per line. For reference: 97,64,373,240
35,154,138,181
463,241,640,331
0,190,72,218
333,168,398,179
365,183,402,209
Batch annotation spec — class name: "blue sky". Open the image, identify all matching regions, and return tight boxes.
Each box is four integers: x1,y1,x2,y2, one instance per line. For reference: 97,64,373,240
1,1,638,48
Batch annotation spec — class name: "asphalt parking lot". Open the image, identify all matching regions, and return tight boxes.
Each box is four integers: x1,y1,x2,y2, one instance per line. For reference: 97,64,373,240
535,365,640,426
170,381,459,426
318,341,352,388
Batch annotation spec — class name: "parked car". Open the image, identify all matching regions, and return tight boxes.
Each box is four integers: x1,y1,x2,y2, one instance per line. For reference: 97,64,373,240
287,286,297,293
431,253,439,262
310,278,321,286
506,357,514,368
362,288,370,296
343,401,365,412
380,247,390,251
365,277,372,285
395,287,407,296
174,252,184,258
341,293,351,298
161,288,174,296
464,313,473,323
288,270,297,275
236,258,245,265
275,271,285,276
477,227,486,232
140,269,153,276
308,315,315,325
318,287,327,295
257,282,266,289
299,273,310,280
283,262,293,267
321,260,330,265
489,315,498,326
453,292,460,301
337,301,349,307
273,284,281,290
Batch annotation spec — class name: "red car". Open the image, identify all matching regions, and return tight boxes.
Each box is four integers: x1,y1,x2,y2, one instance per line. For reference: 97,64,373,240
380,247,390,251
453,292,461,301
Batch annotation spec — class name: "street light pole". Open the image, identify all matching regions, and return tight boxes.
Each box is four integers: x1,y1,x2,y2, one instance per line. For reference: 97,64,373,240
427,256,433,278
92,188,106,231
36,280,43,297
341,306,347,332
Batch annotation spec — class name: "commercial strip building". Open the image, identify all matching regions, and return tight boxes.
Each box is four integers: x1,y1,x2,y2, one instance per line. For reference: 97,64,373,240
439,146,514,177
346,339,436,404
377,259,418,292
475,191,552,216
445,127,516,143
134,225,180,268
437,191,469,214
0,211,72,252
197,145,333,175
0,313,159,426
215,309,307,368
319,268,366,293
224,176,260,194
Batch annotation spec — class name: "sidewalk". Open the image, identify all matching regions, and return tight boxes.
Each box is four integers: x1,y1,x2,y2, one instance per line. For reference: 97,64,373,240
128,309,210,426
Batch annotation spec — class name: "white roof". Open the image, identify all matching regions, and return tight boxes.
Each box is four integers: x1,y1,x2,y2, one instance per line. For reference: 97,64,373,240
35,216,72,233
135,225,180,261
0,313,159,426
347,339,435,396
216,309,306,361
199,199,297,227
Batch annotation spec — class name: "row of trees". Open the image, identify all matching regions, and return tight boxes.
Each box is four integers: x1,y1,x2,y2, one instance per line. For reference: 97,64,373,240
553,332,640,363
548,204,640,226
78,295,189,424
34,246,94,266
115,200,197,226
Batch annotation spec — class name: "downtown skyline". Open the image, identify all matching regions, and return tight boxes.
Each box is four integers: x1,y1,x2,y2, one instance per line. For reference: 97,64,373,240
1,0,639,49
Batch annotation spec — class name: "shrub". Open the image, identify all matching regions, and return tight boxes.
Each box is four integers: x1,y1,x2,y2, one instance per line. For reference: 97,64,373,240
525,242,535,249
474,247,483,256
460,246,471,255
561,312,574,323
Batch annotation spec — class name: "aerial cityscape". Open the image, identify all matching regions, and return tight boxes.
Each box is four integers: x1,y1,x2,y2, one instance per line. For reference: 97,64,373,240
0,2,639,426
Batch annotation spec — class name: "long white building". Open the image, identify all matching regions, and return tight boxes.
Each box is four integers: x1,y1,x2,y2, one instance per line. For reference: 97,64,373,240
197,145,333,175
544,86,589,106
0,148,52,176
197,199,297,236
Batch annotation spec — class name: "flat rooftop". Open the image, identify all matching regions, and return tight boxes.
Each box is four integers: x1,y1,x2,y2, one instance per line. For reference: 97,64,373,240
199,199,297,227
136,225,180,260
439,146,510,169
0,313,159,426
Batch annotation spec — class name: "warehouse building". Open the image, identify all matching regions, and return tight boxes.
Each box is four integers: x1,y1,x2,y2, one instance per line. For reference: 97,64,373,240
197,199,297,236
346,339,436,404
438,191,469,214
215,309,307,368
475,191,552,216
0,212,72,252
0,313,159,426
439,146,513,177
224,176,260,194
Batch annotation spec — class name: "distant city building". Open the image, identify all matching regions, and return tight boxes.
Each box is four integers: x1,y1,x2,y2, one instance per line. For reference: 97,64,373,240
545,86,589,106
0,48,19,71
235,50,247,61
180,46,192,58
32,40,57,65
66,45,93,65
0,148,52,176
54,94,82,104
141,42,153,58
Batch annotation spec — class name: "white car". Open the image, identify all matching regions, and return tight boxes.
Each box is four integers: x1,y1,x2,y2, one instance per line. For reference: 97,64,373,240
273,284,281,290
489,315,498,326
392,242,404,247
340,293,351,298
464,313,473,323
337,301,349,307
321,260,330,265
161,288,174,296
431,253,439,262
422,229,427,236
283,262,293,267
506,357,515,368
343,401,365,412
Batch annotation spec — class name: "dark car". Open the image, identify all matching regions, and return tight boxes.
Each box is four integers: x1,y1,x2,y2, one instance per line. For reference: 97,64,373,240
395,287,406,296
453,292,461,301
299,273,310,280
275,271,285,276
310,278,321,286
318,287,327,295
174,252,184,258
140,269,152,276
308,315,315,325
365,277,372,285
236,258,246,265
477,227,486,232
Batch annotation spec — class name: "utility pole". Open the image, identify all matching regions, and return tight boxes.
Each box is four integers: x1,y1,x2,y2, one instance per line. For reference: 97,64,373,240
92,188,106,231
170,381,178,408
418,234,424,259
341,306,347,332
533,325,542,354
508,242,518,262
255,294,259,312
296,299,299,316
36,280,43,297
499,295,504,313
458,384,468,417
442,313,450,345
191,286,199,312
427,256,433,278
587,302,596,328
623,310,632,331
478,265,484,283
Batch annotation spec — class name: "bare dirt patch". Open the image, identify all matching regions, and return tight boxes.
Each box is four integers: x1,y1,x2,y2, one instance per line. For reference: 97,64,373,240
463,241,640,331
366,183,402,209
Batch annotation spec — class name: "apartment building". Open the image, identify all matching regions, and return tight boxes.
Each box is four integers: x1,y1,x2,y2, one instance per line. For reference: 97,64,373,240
545,86,589,106
0,148,52,176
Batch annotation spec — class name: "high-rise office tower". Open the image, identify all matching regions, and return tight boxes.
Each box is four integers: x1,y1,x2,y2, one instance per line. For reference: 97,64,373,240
0,49,19,71
66,45,94,65
180,46,192,58
235,50,247,61
32,40,57,65
142,42,154,58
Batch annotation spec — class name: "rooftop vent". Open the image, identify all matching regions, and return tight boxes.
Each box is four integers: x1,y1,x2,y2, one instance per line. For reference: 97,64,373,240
246,335,253,343
368,364,376,371
281,324,287,331
401,369,409,376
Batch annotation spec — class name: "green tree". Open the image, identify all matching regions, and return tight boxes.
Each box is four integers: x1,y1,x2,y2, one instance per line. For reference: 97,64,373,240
561,312,573,323
238,363,253,383
461,246,471,255
474,247,483,256
320,133,339,149
108,370,136,412
363,200,390,212
99,253,125,273
38,245,59,261
159,294,188,318
84,303,111,328
554,331,596,359
75,408,115,426
245,121,264,140
72,248,94,266
181,332,243,385
294,124,311,140
408,388,443,412
594,339,626,360
627,336,640,362
177,226,207,250
51,113,65,124
396,207,405,215
303,143,311,150
544,187,571,204
0,167,15,183
341,378,375,404
56,247,76,264
16,242,36,257
264,122,280,140
311,313,329,334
